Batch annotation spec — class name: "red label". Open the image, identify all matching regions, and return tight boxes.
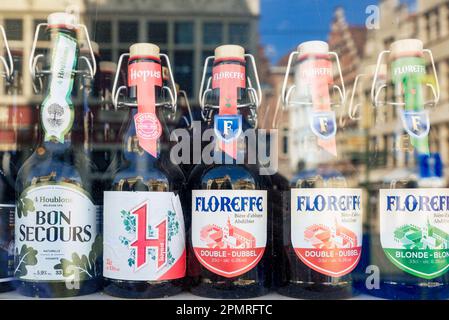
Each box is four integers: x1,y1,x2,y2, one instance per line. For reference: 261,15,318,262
212,63,246,159
193,248,265,278
298,57,337,156
130,201,167,270
128,61,163,157
294,247,362,277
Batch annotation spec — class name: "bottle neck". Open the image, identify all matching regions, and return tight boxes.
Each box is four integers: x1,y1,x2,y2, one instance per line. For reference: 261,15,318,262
207,58,255,163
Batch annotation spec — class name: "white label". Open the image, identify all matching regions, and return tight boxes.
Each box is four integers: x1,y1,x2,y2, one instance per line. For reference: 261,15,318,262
379,188,449,279
103,191,185,281
192,190,267,278
15,184,99,281
41,33,77,142
291,188,362,277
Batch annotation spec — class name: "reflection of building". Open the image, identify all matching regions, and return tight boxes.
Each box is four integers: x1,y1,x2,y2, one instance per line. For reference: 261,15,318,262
85,0,259,99
0,0,260,156
200,217,256,249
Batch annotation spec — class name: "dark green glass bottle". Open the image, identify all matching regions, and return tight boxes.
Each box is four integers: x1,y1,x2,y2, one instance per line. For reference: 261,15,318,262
14,12,101,298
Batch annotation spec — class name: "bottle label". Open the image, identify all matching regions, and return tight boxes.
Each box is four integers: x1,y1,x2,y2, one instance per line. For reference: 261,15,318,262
41,33,77,143
391,56,429,154
103,191,185,281
15,183,100,281
380,189,449,279
291,188,362,277
192,190,267,278
128,60,163,158
0,205,14,282
212,62,246,159
295,57,337,156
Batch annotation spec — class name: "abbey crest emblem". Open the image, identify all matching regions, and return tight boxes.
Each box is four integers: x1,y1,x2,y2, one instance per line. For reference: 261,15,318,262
214,115,242,142
309,111,337,139
400,110,430,139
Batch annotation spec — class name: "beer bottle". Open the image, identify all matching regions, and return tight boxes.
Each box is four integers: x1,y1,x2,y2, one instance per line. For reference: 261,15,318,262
277,41,362,299
103,43,186,298
188,45,271,298
369,39,449,299
14,12,100,298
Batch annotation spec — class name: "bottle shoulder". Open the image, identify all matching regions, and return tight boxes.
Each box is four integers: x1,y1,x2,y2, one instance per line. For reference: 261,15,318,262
16,150,87,192
188,163,267,190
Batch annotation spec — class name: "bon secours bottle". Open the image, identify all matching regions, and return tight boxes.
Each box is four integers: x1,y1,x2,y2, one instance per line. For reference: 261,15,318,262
187,45,271,299
14,12,101,298
368,39,449,299
0,25,16,293
277,41,363,299
103,43,186,298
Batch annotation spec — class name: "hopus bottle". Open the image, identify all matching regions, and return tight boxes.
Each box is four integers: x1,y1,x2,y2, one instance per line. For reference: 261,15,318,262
277,41,362,299
103,43,186,299
368,39,449,299
187,45,271,298
14,13,101,298
0,26,15,293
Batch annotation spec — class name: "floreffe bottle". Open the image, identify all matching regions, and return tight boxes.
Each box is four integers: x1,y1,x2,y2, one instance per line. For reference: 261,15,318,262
15,12,100,298
277,41,362,299
103,43,186,298
369,39,449,299
187,45,270,298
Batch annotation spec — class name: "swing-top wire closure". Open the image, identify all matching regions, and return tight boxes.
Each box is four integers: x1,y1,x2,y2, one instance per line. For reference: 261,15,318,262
111,53,177,113
371,49,440,108
178,89,194,130
198,53,262,123
280,50,346,111
0,25,14,82
29,22,97,93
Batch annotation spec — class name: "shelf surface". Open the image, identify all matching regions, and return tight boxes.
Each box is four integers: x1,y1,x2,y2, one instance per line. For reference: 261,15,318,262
0,290,383,300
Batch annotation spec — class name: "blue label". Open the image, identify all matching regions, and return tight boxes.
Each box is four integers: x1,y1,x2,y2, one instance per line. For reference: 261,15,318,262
214,115,242,142
309,111,337,139
400,110,430,139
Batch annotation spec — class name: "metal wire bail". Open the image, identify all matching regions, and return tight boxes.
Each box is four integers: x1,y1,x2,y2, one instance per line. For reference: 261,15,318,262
112,52,177,111
29,22,97,92
371,48,440,108
281,50,346,110
198,53,262,121
0,25,14,81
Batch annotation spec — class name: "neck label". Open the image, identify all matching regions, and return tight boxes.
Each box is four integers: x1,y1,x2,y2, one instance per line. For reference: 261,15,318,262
41,33,77,143
128,61,163,158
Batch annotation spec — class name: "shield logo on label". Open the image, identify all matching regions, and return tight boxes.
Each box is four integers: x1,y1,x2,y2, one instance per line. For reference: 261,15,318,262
214,115,242,142
309,111,337,139
400,110,430,139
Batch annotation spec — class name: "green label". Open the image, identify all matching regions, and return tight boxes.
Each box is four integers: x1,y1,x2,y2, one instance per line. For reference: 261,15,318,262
41,33,77,143
391,56,429,154
380,189,449,279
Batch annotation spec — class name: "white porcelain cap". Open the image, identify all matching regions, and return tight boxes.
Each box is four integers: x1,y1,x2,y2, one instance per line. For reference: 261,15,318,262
298,41,329,55
215,45,245,59
47,12,77,27
390,39,423,55
129,43,160,58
